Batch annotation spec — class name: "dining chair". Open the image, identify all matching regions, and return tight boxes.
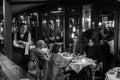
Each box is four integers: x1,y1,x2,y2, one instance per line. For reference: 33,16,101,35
63,65,72,80
90,62,103,80
64,73,70,80
28,49,45,80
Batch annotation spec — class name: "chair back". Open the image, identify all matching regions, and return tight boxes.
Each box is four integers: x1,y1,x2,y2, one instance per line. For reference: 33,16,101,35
91,62,102,71
28,49,46,80
30,49,44,69
91,62,103,80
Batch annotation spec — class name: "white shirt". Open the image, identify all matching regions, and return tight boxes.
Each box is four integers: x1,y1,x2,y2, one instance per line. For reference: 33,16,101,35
108,40,114,55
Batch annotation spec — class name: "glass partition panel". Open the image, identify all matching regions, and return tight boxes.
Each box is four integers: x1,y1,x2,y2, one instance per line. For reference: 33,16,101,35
42,7,64,44
68,8,80,54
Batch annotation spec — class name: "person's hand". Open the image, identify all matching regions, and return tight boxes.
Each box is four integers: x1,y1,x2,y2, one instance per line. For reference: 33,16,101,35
15,44,20,47
17,40,22,43
19,45,24,48
22,41,26,46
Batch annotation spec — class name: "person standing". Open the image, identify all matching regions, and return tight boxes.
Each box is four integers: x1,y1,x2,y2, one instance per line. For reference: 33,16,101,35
13,24,32,73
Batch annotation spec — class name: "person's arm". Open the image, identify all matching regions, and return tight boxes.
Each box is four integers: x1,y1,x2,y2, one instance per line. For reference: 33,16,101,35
55,54,72,68
42,51,49,61
13,33,25,48
36,49,49,61
13,33,19,47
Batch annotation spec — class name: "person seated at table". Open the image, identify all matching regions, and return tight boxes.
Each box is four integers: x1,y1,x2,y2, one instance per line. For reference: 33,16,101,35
45,43,72,80
13,23,32,72
30,40,50,79
33,40,50,62
34,40,50,68
84,39,97,60
83,38,103,80
84,38,104,62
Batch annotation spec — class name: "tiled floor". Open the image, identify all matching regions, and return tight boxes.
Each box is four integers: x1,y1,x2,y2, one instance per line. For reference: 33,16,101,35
0,53,36,80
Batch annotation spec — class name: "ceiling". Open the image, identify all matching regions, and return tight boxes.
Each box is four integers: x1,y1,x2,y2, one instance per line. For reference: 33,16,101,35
0,0,58,15
0,0,116,15
11,0,49,5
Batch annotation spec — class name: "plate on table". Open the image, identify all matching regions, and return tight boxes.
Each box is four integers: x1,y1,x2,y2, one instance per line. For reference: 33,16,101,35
64,56,72,59
113,67,120,71
116,75,120,79
108,70,116,75
72,57,79,60
72,60,78,63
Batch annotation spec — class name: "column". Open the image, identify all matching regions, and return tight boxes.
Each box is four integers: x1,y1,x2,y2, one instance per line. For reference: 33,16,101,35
36,12,39,43
115,0,119,52
3,0,13,59
91,2,100,44
78,6,83,54
37,12,44,41
63,0,70,51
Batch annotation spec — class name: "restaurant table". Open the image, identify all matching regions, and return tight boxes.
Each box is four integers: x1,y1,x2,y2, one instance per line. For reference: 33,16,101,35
69,58,96,73
105,67,120,80
61,53,96,73
105,73,120,80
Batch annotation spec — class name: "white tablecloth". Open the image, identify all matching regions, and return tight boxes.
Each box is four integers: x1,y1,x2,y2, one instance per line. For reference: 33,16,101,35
105,72,120,80
105,67,120,80
62,53,96,73
69,58,96,73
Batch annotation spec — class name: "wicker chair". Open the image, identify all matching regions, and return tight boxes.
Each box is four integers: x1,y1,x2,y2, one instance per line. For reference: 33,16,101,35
28,49,45,80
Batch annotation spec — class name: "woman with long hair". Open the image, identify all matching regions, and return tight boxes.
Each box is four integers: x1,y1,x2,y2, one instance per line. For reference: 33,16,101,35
44,43,72,80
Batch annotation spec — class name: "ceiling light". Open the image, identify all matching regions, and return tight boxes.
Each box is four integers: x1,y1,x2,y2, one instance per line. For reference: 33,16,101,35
73,27,76,32
42,20,47,24
34,13,38,16
20,15,24,19
99,22,102,26
71,9,75,12
58,7,62,11
71,33,74,38
44,13,47,16
51,11,62,13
